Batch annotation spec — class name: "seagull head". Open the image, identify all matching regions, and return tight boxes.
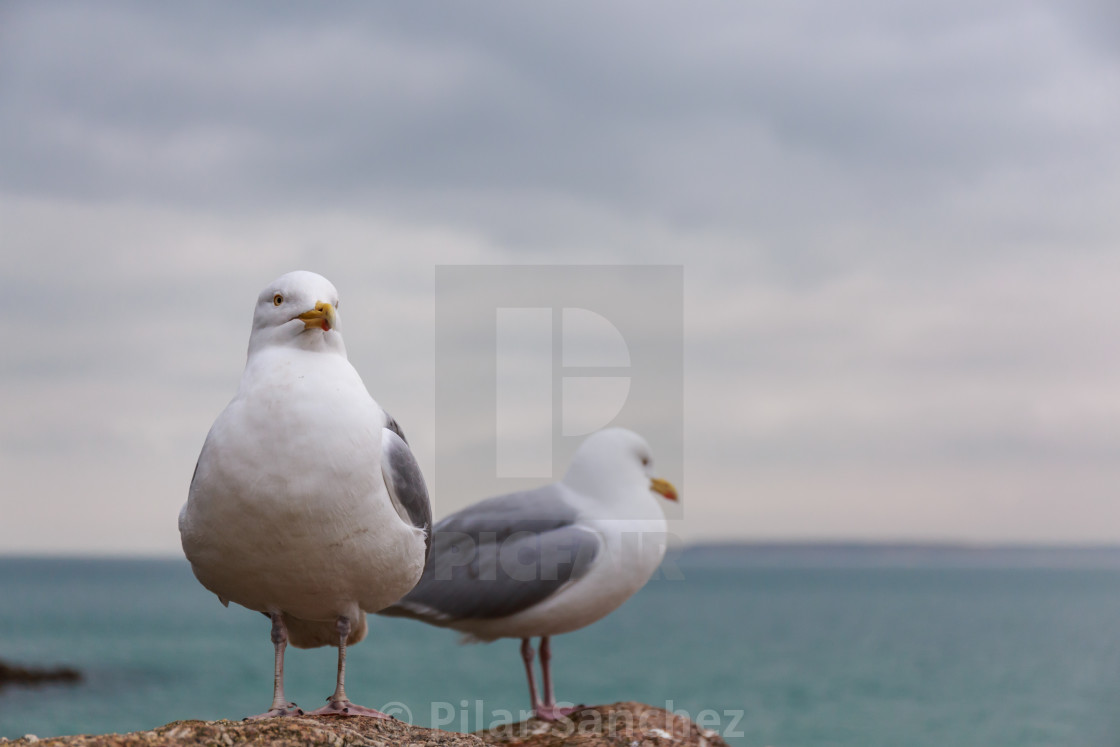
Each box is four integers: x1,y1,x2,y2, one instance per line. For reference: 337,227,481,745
247,271,346,356
563,428,679,505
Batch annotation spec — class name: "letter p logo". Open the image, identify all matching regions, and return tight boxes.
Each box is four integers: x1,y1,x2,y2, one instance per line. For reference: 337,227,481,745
435,265,682,512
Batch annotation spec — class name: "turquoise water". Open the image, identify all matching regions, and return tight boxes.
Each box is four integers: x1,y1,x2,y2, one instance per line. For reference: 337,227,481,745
1,557,1119,746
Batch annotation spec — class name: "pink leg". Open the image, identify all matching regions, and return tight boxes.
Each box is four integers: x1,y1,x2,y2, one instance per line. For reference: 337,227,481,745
307,617,390,718
520,638,542,712
245,613,303,719
533,636,581,720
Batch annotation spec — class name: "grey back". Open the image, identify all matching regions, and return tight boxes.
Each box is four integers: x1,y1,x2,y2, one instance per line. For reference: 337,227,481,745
380,486,600,624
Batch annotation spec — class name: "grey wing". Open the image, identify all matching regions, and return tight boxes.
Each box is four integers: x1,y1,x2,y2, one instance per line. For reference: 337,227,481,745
384,412,408,444
378,485,601,624
381,424,433,559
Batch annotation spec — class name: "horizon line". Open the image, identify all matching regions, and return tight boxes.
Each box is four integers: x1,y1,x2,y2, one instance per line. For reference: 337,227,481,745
4,538,1120,561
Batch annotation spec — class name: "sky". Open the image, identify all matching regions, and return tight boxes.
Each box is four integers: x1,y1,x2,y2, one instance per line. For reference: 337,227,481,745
1,1,1118,554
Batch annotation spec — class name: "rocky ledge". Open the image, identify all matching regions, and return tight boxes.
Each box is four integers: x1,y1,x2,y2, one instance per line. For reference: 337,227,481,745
1,702,729,747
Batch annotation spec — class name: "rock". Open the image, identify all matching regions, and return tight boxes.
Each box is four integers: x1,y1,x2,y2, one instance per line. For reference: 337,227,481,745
0,703,728,747
3,716,484,747
479,702,730,747
0,661,81,689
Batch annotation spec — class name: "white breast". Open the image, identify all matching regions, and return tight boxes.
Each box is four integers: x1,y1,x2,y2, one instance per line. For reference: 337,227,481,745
180,348,426,624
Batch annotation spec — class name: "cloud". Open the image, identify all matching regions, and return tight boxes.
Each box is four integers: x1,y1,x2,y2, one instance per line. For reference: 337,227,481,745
6,2,1116,234
1,1,1118,551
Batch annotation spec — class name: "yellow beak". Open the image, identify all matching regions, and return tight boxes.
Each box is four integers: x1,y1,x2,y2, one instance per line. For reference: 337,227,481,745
650,477,678,501
297,301,337,331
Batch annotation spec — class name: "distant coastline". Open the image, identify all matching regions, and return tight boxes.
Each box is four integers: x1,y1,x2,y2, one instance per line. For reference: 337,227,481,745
669,541,1120,569
3,541,1120,569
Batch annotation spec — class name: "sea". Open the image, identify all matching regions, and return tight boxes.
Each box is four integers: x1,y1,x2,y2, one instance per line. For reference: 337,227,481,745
2,547,1119,747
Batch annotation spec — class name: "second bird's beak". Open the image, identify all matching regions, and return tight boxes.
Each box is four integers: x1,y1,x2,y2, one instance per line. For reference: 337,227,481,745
297,301,337,332
650,477,678,501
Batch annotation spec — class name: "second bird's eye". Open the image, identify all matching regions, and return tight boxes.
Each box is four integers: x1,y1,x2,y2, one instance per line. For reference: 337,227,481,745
273,294,283,306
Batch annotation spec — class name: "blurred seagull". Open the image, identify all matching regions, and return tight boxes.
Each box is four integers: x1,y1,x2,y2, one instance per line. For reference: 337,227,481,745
179,270,431,719
379,428,677,720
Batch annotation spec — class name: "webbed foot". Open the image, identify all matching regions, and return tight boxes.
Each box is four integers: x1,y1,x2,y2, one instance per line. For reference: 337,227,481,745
533,703,584,721
307,699,390,718
245,702,303,720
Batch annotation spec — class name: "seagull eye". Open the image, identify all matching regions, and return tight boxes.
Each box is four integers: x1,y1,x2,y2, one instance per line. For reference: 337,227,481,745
273,294,283,306
641,456,650,467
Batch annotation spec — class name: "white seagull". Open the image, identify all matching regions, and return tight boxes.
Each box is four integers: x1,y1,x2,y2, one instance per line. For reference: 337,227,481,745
379,428,678,720
179,270,431,719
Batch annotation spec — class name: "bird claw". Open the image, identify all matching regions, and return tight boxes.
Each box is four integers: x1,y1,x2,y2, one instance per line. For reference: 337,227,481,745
244,703,303,720
306,700,390,718
533,704,584,721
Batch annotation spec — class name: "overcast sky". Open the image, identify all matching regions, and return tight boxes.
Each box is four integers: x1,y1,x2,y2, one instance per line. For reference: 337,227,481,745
1,1,1118,554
